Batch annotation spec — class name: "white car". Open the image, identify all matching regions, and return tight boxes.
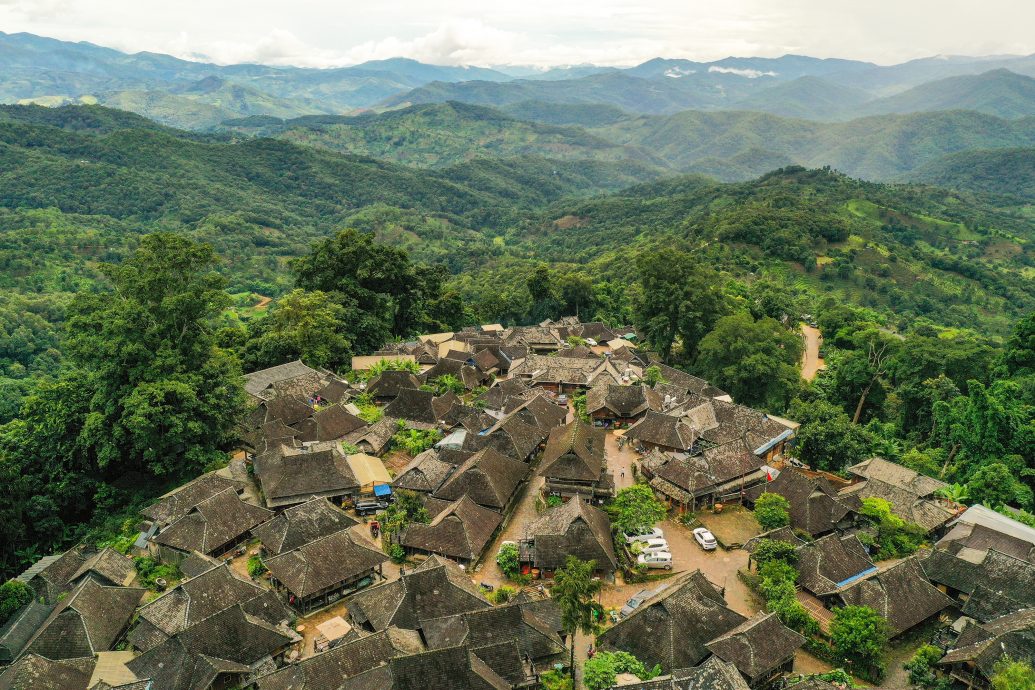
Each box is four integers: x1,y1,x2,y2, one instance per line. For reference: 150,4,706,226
638,538,670,554
637,552,673,569
624,527,664,545
693,527,718,550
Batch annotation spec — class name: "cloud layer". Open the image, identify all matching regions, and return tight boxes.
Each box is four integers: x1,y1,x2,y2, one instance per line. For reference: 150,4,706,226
2,0,1034,68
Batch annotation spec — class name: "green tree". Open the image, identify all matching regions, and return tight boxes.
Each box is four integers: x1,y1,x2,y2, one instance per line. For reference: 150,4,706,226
789,398,874,472
749,539,798,569
607,484,667,535
0,580,33,624
968,463,1033,509
1002,311,1035,377
584,651,660,690
62,233,246,476
753,493,791,531
496,542,520,579
632,248,728,363
552,556,602,682
830,605,889,676
427,374,465,396
859,497,926,559
696,313,803,410
991,657,1035,690
643,365,665,388
904,644,946,689
243,289,349,371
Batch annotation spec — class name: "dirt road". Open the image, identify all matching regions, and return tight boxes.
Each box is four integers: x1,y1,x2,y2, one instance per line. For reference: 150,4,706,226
800,324,825,381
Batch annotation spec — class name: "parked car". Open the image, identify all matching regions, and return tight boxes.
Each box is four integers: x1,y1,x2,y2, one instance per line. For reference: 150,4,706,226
623,527,664,545
637,538,670,554
557,394,569,405
692,527,717,550
620,587,657,618
585,338,598,347
637,552,673,570
355,499,388,515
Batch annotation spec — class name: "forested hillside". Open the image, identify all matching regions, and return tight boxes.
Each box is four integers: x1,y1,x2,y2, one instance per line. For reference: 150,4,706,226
907,147,1035,202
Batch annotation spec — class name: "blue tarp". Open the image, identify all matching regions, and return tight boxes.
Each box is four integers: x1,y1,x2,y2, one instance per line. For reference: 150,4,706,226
835,566,879,589
373,484,392,497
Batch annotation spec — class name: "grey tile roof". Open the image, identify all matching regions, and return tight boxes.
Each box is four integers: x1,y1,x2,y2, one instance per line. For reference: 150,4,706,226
253,443,359,507
654,440,762,498
420,601,565,664
294,405,367,443
264,529,388,599
837,557,953,636
541,420,607,482
347,555,491,632
0,599,54,664
795,534,876,596
400,496,502,562
524,498,617,572
392,449,457,493
343,416,399,456
938,608,1035,680
432,448,529,510
752,468,853,536
244,360,320,397
0,654,95,690
252,497,357,555
597,570,746,673
152,487,273,555
587,383,652,418
366,370,421,399
625,411,697,451
840,458,955,532
141,472,243,526
383,388,442,425
24,580,144,660
67,547,136,588
706,612,805,685
921,548,1035,621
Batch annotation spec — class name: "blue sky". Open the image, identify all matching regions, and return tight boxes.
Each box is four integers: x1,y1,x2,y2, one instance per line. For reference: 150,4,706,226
1,0,1032,67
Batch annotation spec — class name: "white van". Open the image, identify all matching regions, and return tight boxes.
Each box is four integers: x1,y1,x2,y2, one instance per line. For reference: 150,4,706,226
637,552,673,570
637,538,670,555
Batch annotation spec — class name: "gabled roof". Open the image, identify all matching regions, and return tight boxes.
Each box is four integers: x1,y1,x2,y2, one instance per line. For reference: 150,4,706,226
838,557,953,636
264,529,388,599
294,405,367,443
260,395,314,427
343,416,399,456
795,534,876,596
316,379,352,405
586,384,652,417
525,498,617,571
129,563,292,652
597,570,746,672
383,388,442,425
152,487,272,555
465,415,549,460
650,364,721,398
127,604,294,690
400,496,502,562
847,457,948,496
625,411,696,451
420,601,565,663
347,556,492,632
421,358,484,390
0,654,95,690
253,443,359,506
475,379,531,410
68,548,136,588
393,449,457,493
705,612,805,685
752,468,853,536
540,420,606,482
938,608,1035,680
252,497,358,555
504,394,568,429
432,448,528,510
254,627,424,690
142,472,242,526
0,599,54,663
366,370,421,399
841,458,955,533
509,353,605,385
654,440,762,498
24,579,144,660
244,360,320,398
939,504,1035,562
387,643,517,690
921,548,1035,621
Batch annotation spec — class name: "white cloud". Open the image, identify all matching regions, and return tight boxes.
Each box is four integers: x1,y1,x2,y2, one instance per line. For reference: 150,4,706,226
707,65,777,78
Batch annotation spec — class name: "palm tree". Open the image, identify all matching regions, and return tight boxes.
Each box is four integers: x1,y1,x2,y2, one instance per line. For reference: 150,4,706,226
935,482,970,504
552,556,602,683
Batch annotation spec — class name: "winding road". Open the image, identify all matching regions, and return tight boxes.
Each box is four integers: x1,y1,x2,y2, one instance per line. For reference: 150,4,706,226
801,324,825,381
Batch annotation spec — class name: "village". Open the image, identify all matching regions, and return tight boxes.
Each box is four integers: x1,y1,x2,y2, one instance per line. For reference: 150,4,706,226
2,317,1033,690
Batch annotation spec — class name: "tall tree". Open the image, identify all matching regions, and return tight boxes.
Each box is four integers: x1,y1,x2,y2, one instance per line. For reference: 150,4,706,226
552,556,602,683
243,289,349,371
632,247,728,363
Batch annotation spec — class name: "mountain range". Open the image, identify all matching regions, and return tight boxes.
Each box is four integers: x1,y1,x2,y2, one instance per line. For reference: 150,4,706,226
7,31,1035,128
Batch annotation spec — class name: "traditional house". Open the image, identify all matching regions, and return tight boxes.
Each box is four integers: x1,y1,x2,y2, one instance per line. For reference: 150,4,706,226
382,388,454,426
151,487,273,561
127,604,296,690
253,627,425,690
705,612,805,688
509,354,626,392
399,495,502,566
921,548,1035,623
23,579,144,661
586,383,657,426
252,497,357,556
315,378,352,405
141,471,243,529
540,419,614,502
475,378,533,413
128,563,292,653
343,416,399,456
250,394,314,428
936,504,1035,563
386,642,526,690
840,458,958,534
265,529,388,614
624,411,696,453
365,370,421,403
651,364,728,400
617,657,751,690
747,468,855,537
252,442,359,509
835,557,953,637
431,447,528,511
596,570,747,673
938,608,1035,690
0,599,53,664
347,555,492,634
503,394,568,430
293,405,366,443
392,449,458,494
465,414,550,462
647,440,766,512
793,534,877,601
244,360,323,402
0,654,97,690
16,544,137,604
520,498,617,578
421,357,486,391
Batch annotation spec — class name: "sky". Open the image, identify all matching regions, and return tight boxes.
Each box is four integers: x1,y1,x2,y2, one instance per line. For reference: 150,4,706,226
1,0,1033,68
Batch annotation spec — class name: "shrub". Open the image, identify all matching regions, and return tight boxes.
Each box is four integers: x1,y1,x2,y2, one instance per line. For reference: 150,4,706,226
391,426,442,455
496,542,520,579
491,586,516,604
388,544,406,564
750,539,798,568
584,651,661,690
133,556,181,590
830,605,888,678
607,484,666,535
0,580,33,624
904,644,945,688
546,495,564,508
754,493,791,531
247,555,266,577
540,669,573,690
